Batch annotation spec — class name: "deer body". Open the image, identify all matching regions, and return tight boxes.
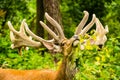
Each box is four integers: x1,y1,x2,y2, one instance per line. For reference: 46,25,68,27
0,68,56,80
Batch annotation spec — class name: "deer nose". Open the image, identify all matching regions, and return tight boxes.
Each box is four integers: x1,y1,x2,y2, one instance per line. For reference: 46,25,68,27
72,35,80,47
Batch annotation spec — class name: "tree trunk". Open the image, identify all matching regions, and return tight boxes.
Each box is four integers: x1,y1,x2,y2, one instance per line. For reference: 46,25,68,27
36,0,44,37
43,0,63,39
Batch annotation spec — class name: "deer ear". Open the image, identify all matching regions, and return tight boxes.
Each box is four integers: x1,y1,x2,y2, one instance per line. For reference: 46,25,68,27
42,42,54,50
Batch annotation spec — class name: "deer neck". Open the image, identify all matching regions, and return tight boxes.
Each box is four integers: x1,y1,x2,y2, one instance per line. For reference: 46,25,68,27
55,51,77,80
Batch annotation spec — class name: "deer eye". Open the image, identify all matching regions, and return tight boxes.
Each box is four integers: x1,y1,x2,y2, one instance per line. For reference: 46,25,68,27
61,42,66,46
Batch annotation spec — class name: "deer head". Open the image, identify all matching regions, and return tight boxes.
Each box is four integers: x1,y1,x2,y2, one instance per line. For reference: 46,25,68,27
5,11,97,80
24,11,96,80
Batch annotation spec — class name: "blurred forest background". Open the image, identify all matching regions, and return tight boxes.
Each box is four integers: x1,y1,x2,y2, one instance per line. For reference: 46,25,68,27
0,0,120,80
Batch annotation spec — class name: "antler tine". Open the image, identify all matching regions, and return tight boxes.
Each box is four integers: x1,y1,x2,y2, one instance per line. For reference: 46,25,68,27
96,18,109,34
10,31,15,42
95,18,100,34
80,14,96,36
10,31,15,47
93,17,108,46
75,11,89,35
45,12,65,39
8,21,19,35
8,20,26,37
39,21,59,41
96,18,104,33
19,19,26,33
24,21,54,42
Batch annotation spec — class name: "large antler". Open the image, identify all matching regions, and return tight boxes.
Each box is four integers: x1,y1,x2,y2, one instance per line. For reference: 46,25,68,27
8,19,62,55
80,17,109,50
94,18,108,46
23,13,65,53
24,21,62,53
86,17,109,47
8,19,41,55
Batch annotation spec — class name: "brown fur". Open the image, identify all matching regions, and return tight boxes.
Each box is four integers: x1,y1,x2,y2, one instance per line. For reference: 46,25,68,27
0,58,75,80
0,68,57,80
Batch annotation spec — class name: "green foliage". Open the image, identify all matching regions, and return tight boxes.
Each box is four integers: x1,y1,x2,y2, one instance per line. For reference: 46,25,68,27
0,49,55,70
0,0,36,34
60,0,113,38
0,0,29,23
0,0,120,80
0,30,11,54
74,37,120,80
0,36,120,79
103,1,120,37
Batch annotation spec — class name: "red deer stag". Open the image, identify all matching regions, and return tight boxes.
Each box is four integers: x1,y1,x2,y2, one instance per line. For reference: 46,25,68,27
0,11,96,80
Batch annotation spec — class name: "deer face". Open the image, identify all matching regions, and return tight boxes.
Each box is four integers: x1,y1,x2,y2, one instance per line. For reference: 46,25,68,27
61,35,79,57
